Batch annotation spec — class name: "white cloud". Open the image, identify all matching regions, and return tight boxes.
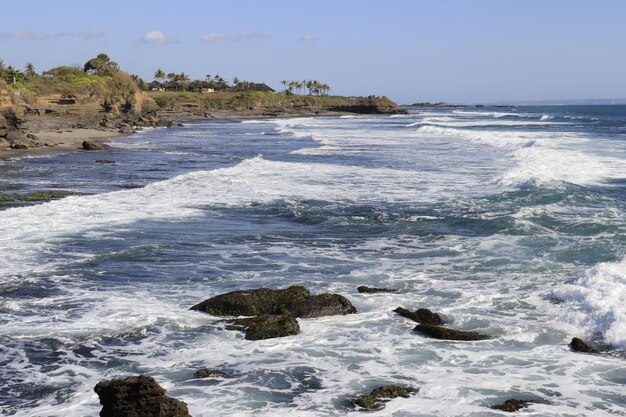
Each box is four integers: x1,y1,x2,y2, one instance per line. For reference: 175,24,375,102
202,33,228,43
85,30,105,39
202,31,272,43
0,30,105,40
299,34,317,42
141,31,170,44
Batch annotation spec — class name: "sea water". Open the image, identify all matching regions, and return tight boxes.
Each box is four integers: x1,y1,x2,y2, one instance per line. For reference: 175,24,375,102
0,106,625,416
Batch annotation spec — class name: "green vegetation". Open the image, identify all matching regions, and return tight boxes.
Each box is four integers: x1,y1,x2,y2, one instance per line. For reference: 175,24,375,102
149,90,395,111
0,54,141,111
280,79,330,95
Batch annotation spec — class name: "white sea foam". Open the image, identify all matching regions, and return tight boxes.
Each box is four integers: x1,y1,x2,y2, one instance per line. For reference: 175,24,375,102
552,259,626,349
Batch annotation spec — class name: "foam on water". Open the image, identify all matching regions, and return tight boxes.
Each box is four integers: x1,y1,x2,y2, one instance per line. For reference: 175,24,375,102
552,259,626,349
2,107,626,416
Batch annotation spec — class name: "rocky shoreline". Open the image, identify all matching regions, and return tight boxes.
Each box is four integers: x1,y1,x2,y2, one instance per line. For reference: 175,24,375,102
0,92,403,160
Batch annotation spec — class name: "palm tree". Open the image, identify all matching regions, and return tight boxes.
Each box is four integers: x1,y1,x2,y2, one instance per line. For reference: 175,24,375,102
179,73,190,91
166,72,177,90
280,80,288,92
232,76,240,86
24,62,36,78
154,69,165,84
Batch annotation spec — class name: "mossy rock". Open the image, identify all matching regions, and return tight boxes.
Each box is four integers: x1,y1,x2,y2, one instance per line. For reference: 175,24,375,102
194,368,225,379
357,285,397,294
0,190,78,204
394,307,444,325
414,323,489,341
351,385,416,410
20,190,78,202
191,285,356,318
227,314,300,340
491,399,531,412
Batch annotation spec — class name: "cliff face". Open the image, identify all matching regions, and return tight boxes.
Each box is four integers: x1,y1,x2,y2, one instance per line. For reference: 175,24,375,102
0,83,159,150
150,91,402,120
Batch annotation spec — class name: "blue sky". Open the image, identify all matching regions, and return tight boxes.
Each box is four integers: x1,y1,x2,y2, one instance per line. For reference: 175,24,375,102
2,0,626,104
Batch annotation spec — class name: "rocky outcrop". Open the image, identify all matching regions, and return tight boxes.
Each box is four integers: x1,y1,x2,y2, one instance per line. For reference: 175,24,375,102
226,314,300,340
394,307,444,325
82,141,111,150
94,375,191,417
569,337,599,354
491,399,531,412
357,286,397,294
351,385,416,410
190,285,356,318
414,323,489,341
194,368,225,379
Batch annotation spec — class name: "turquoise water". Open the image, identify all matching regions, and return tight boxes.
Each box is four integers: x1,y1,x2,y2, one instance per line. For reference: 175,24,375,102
0,106,625,416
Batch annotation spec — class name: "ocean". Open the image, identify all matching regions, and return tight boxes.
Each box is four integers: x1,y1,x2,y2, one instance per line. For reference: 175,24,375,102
1,105,625,416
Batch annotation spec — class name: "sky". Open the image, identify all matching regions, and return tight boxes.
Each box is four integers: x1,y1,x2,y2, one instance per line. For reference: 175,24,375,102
1,0,626,104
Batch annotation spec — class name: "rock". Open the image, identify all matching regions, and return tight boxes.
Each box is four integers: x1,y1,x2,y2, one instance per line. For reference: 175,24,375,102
119,125,133,134
414,323,489,341
357,285,397,294
156,119,174,128
11,143,29,150
20,191,77,202
26,133,40,140
569,337,599,354
0,113,8,137
226,314,300,340
394,307,443,325
351,385,416,410
94,375,191,417
82,141,111,150
6,130,28,142
491,399,531,412
190,285,357,318
96,159,116,164
194,368,225,379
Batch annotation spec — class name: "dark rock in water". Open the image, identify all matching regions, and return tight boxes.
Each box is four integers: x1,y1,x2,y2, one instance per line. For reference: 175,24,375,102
11,143,28,150
226,314,300,340
351,385,416,410
94,375,191,417
194,368,225,378
82,141,111,150
96,159,116,164
491,399,531,412
414,323,489,341
569,337,599,354
190,285,357,318
156,119,174,128
357,285,397,294
285,293,357,318
394,307,443,325
21,191,78,202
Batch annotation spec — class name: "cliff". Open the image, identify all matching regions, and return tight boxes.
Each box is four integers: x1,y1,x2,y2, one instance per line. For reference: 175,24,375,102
0,71,160,150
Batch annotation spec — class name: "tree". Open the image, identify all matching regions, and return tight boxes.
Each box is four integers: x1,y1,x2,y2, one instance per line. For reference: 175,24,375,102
84,53,118,76
179,73,190,91
3,66,26,84
232,76,240,86
166,72,177,90
24,62,36,78
154,68,165,84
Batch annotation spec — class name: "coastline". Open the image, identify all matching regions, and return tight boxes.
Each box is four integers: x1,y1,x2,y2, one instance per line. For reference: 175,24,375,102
0,128,124,159
0,107,392,160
